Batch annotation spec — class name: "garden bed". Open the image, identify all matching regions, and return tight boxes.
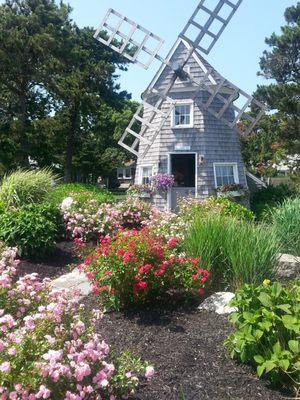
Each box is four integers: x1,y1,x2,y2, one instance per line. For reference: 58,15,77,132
84,294,286,400
16,241,76,280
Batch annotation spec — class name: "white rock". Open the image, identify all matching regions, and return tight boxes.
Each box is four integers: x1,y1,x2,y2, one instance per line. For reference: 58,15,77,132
198,292,237,315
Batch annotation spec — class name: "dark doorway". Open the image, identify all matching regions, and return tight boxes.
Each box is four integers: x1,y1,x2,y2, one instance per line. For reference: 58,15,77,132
171,153,196,187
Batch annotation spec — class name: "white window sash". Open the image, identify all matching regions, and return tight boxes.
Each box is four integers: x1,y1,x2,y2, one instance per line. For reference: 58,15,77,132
171,100,194,129
213,163,239,188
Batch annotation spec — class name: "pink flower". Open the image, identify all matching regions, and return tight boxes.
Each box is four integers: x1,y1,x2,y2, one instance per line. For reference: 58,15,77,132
36,385,51,399
0,361,11,373
167,237,178,248
145,366,154,379
139,264,152,275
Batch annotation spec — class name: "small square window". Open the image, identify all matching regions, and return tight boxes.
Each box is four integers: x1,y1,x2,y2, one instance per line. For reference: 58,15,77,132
214,164,238,187
141,166,152,184
125,168,132,179
172,102,194,128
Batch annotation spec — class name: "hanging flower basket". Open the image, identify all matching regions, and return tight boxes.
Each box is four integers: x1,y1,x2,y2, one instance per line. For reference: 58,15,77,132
150,174,175,192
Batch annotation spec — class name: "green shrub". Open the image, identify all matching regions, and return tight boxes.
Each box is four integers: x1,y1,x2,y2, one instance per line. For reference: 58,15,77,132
179,196,254,222
184,215,279,290
225,281,300,394
0,203,61,258
84,228,210,310
0,169,57,208
251,184,296,220
46,183,114,207
270,197,300,256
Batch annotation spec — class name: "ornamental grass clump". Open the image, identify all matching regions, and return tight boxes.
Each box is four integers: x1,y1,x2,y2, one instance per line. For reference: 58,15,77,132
225,281,300,395
270,197,300,256
0,169,57,208
184,215,279,290
81,228,210,310
0,242,153,399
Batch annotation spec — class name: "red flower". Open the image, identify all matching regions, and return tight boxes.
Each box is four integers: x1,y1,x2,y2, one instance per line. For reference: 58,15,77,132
99,285,109,292
84,256,92,266
133,281,148,296
167,237,178,248
191,258,200,266
139,264,152,274
85,272,94,280
192,274,198,281
117,249,125,257
104,270,111,276
154,269,165,277
123,252,133,264
198,288,204,296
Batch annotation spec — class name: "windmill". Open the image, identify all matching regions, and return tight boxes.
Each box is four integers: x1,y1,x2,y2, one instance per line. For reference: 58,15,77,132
94,0,266,210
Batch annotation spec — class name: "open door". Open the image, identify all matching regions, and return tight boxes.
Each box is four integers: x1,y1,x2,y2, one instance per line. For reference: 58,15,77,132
170,153,196,211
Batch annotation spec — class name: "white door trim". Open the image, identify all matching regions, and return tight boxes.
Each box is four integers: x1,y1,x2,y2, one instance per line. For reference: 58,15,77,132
167,152,198,211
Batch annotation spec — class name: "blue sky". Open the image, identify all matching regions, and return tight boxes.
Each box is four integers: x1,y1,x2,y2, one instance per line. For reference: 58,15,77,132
67,0,293,100
2,0,294,100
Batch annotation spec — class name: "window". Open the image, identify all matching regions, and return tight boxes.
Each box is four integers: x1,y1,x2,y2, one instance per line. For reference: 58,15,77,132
117,168,133,180
214,163,238,187
172,101,194,128
180,66,191,83
140,166,153,184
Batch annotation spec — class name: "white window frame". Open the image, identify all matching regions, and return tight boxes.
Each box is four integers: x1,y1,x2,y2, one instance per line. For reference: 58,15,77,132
117,167,133,180
171,99,194,129
213,162,239,188
139,165,153,184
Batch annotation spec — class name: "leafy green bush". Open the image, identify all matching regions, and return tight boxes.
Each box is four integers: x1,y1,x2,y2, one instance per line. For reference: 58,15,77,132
46,183,114,207
225,281,300,394
184,215,279,290
251,184,296,220
270,197,300,256
83,228,210,310
179,196,254,222
0,169,57,208
0,203,61,258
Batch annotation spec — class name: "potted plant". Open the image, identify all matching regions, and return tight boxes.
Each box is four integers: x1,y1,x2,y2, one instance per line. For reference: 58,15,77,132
216,183,246,198
150,174,175,193
127,184,153,198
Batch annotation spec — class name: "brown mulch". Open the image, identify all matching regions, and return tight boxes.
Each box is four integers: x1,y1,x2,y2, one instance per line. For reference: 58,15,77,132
16,241,76,280
84,295,287,400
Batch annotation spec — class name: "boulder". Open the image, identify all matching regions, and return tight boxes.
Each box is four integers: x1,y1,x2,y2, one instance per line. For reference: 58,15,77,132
198,292,236,315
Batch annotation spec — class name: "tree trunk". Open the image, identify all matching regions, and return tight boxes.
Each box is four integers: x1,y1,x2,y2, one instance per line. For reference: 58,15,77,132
18,91,30,168
64,103,79,182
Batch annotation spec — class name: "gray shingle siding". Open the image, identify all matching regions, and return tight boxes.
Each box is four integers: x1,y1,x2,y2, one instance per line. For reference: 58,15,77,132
135,40,248,211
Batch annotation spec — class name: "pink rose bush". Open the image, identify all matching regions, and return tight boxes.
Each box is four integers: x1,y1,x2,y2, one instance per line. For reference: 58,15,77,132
0,242,153,399
81,228,210,310
145,209,188,240
62,198,154,243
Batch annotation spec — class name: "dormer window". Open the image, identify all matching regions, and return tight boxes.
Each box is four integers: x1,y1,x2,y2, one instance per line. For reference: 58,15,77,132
172,100,194,128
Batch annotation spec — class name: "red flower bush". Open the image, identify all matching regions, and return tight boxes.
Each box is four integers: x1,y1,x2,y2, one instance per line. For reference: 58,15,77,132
82,229,210,309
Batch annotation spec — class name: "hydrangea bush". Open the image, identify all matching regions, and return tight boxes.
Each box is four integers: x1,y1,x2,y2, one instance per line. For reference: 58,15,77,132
62,198,154,242
82,228,210,310
0,242,153,399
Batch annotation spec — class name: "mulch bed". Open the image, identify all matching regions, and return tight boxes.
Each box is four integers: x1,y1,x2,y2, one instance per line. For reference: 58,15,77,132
16,241,76,280
84,295,287,400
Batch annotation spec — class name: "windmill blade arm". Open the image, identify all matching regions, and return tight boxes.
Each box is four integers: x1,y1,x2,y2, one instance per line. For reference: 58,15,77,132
180,0,243,55
94,8,165,70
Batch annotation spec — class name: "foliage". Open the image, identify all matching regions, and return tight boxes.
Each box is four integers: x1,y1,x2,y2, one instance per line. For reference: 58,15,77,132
127,184,153,197
184,215,279,290
250,184,297,220
47,183,114,208
225,281,300,394
0,1,135,181
242,3,300,175
0,169,57,208
0,243,153,399
82,228,210,310
270,197,300,256
0,203,61,258
146,209,188,241
62,198,154,242
179,196,254,222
